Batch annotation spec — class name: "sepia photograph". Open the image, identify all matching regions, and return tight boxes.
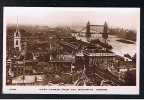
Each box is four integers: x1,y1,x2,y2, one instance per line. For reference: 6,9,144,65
3,7,140,94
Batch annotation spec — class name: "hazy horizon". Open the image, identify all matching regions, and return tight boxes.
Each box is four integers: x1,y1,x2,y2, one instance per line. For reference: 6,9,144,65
4,7,140,30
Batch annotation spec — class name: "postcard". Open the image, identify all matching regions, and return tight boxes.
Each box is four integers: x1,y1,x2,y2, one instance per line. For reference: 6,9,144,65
3,7,140,94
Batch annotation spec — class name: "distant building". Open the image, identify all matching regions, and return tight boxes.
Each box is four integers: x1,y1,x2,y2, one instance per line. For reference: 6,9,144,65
11,59,24,77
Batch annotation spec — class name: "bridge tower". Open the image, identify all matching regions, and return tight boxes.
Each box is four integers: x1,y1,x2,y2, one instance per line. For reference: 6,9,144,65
86,21,91,42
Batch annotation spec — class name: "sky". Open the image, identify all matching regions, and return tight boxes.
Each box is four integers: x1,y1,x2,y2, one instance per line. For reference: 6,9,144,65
4,7,140,30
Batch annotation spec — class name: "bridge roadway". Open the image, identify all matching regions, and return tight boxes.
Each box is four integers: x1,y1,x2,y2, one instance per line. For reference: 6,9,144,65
94,67,125,86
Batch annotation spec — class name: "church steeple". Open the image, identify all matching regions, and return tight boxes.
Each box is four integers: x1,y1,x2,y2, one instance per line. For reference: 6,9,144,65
14,17,21,51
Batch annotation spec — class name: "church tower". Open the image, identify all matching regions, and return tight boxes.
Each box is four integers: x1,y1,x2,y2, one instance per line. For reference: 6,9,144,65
14,18,21,51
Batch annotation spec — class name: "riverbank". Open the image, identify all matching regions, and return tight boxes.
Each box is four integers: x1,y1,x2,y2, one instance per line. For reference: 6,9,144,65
116,39,135,44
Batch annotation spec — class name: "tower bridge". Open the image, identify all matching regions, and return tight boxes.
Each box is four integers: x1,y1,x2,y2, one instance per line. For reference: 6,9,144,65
75,21,108,43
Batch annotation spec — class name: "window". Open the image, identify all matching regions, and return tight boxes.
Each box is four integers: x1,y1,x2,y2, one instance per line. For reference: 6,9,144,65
16,32,19,37
16,40,18,45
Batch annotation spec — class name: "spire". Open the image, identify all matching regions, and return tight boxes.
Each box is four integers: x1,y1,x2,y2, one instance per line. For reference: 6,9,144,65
16,16,19,33
86,21,91,42
102,21,108,46
86,21,90,34
14,16,21,52
15,17,20,37
87,21,90,26
104,21,108,33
